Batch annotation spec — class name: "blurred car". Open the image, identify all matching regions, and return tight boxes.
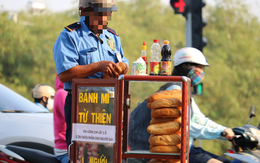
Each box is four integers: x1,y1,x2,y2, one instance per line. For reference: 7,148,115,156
0,84,55,154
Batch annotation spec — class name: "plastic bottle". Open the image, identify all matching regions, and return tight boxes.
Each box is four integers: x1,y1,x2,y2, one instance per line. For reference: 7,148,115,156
150,39,161,75
141,41,148,74
160,40,172,76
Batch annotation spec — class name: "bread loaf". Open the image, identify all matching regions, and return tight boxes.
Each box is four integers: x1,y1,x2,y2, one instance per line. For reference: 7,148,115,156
147,89,182,103
149,134,181,146
150,98,181,109
148,159,180,163
150,145,180,153
174,129,181,135
150,117,181,124
147,121,180,135
147,102,152,109
151,108,181,118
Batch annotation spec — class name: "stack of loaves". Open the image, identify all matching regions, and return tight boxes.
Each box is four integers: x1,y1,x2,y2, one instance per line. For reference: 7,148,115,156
146,89,182,163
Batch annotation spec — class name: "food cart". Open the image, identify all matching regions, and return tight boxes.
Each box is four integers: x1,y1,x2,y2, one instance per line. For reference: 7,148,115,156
68,75,191,163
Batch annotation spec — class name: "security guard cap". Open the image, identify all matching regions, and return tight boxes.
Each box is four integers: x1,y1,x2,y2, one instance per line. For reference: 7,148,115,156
79,0,118,12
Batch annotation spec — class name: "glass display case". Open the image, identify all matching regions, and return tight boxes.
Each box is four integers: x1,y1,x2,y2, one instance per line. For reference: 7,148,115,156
69,75,191,163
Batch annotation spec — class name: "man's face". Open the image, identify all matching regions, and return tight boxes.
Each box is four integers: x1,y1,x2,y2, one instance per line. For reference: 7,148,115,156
85,10,112,34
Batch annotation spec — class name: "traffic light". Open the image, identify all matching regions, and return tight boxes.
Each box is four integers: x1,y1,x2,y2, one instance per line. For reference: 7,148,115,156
170,0,188,15
191,0,207,52
170,0,207,52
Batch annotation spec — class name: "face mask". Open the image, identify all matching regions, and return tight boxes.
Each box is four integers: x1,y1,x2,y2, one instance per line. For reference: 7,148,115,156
187,67,205,86
46,98,54,111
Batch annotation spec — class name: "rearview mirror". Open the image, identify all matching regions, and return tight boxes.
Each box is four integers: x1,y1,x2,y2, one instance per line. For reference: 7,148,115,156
249,105,255,118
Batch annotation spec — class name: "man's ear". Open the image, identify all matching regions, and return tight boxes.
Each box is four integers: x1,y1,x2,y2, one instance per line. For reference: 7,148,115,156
79,7,84,16
42,96,48,103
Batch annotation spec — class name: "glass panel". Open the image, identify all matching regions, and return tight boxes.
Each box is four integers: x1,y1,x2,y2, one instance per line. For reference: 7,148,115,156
127,81,183,157
74,86,115,163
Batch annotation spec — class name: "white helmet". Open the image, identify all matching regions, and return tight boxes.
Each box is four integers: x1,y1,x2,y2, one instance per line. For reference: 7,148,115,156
79,0,117,12
32,84,55,99
173,47,209,66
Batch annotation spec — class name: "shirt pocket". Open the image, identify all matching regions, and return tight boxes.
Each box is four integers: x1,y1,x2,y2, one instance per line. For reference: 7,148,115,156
79,47,99,65
105,48,117,63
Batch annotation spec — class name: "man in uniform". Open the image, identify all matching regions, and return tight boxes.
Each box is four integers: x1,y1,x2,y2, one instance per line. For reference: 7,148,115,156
53,0,129,147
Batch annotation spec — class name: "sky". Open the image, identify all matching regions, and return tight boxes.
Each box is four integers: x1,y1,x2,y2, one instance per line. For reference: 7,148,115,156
0,0,259,18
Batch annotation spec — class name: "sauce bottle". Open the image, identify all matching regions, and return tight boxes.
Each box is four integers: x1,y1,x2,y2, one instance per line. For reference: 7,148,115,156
160,40,171,76
141,41,148,74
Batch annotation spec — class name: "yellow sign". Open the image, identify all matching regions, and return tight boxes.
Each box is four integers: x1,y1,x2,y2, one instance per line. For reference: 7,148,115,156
78,92,109,104
78,110,112,124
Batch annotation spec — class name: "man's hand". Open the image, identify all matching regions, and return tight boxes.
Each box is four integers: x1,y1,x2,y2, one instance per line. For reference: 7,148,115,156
99,61,121,78
102,62,129,79
223,128,235,140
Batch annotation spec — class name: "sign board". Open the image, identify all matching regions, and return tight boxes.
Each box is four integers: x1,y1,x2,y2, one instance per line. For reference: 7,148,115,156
70,79,122,163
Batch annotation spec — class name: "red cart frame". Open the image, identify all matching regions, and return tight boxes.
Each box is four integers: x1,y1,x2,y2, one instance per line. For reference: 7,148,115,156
69,75,191,163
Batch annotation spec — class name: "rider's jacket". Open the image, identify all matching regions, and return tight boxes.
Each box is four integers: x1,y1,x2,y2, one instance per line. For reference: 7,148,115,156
166,85,227,149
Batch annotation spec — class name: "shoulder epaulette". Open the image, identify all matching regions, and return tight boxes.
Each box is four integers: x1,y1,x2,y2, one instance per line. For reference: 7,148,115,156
65,22,81,32
107,27,119,36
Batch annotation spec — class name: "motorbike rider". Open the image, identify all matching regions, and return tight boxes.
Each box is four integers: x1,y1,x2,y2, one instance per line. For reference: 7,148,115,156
32,84,55,112
128,47,235,163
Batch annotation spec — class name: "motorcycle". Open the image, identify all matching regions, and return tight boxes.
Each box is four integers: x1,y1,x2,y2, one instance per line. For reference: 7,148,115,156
222,106,260,163
0,144,60,163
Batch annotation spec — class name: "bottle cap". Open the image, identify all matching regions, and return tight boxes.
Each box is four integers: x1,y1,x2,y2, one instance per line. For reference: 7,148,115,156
141,41,147,50
153,39,159,43
164,40,170,45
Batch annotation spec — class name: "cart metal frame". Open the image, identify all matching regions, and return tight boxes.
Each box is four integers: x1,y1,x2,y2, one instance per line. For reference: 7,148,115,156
69,75,191,163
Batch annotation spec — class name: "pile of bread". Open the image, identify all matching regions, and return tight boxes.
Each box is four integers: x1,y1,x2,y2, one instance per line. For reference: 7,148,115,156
146,89,182,163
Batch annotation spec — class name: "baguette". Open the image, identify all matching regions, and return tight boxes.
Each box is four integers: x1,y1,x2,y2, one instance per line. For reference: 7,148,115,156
150,98,181,109
147,102,152,109
147,121,180,135
150,117,181,124
148,159,180,163
149,134,181,146
147,89,182,103
174,129,181,135
151,108,181,118
150,145,180,153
